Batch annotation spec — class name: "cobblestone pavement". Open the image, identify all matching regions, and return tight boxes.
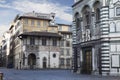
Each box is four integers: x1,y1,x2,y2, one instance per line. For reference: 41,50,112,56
0,68,120,80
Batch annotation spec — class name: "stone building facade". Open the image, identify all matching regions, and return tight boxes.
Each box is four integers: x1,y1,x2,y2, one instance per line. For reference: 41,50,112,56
0,31,11,67
72,0,120,75
8,12,72,69
58,24,72,69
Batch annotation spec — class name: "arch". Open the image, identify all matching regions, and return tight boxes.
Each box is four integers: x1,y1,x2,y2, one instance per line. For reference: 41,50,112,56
28,53,36,69
43,57,47,68
74,12,79,18
81,5,91,13
93,1,102,8
109,22,116,32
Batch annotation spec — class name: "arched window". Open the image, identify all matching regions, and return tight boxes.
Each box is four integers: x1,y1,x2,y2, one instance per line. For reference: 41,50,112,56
76,18,80,28
93,1,101,22
75,13,80,29
110,22,116,32
85,12,90,25
82,5,91,29
43,57,47,68
96,8,100,21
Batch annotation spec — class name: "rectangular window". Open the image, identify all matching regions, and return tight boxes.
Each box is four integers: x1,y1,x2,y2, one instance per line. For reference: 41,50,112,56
111,54,120,68
23,39,27,45
53,39,57,46
24,19,28,24
117,45,120,52
61,40,64,47
61,48,64,56
43,21,47,27
58,26,62,31
23,29,27,32
30,37,35,45
64,34,67,38
31,20,35,26
37,21,41,27
66,58,70,66
110,43,120,52
110,44,116,52
116,22,120,32
66,49,70,56
60,58,64,65
62,34,65,38
116,7,120,16
42,38,46,46
66,41,70,47
110,23,116,32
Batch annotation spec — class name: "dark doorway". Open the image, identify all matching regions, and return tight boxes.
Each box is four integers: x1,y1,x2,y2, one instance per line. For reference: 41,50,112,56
28,54,36,69
43,57,47,69
81,48,92,74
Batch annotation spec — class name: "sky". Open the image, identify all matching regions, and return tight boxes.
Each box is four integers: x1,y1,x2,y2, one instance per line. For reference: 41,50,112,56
0,0,74,37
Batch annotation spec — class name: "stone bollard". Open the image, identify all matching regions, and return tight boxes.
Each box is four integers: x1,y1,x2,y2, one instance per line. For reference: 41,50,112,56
0,72,3,80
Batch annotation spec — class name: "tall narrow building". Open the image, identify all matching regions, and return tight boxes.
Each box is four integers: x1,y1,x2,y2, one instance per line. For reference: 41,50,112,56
72,0,120,75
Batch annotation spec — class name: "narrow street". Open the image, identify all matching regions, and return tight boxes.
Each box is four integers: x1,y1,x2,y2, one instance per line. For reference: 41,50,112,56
0,68,120,80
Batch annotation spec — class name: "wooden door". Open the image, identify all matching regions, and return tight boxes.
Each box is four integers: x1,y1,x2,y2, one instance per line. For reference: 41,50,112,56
82,50,92,74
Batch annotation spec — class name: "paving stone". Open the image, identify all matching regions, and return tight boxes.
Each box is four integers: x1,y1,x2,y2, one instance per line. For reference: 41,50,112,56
0,68,119,80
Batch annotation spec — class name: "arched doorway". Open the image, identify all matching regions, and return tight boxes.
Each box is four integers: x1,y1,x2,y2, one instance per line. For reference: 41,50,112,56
43,57,47,69
28,54,36,69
